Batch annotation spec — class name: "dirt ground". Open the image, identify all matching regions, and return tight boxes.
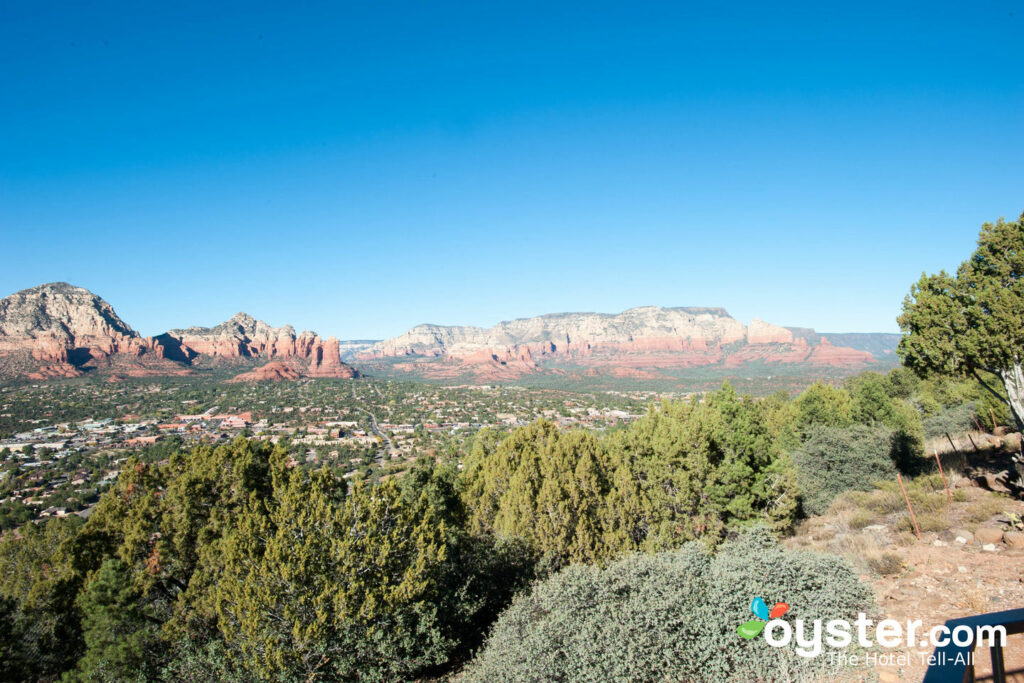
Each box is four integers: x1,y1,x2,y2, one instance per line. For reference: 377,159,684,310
787,431,1024,682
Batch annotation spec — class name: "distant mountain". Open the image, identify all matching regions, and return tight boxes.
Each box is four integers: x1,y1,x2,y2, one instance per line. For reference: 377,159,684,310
157,312,356,379
786,328,902,358
337,340,380,362
0,284,900,388
0,284,357,381
0,282,136,341
358,306,899,384
0,282,174,379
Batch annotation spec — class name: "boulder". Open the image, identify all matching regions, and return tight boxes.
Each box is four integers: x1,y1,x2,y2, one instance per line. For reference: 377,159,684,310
976,527,1004,545
1003,531,1024,549
952,529,975,545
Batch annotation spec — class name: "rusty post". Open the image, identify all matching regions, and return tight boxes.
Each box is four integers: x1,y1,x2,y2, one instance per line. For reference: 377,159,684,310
897,473,922,541
934,450,952,503
945,432,960,456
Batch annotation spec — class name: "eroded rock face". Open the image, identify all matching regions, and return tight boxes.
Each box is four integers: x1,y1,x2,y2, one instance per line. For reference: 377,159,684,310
806,337,875,367
366,306,748,358
227,361,304,383
746,318,794,345
164,313,303,360
306,337,358,378
362,306,885,379
160,315,358,378
0,282,175,376
0,284,358,381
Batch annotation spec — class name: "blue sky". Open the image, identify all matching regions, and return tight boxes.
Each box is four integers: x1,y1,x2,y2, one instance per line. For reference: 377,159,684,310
1,1,1021,338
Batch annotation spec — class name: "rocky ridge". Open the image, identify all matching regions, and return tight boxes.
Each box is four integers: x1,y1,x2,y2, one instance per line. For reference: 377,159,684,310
158,312,356,379
360,306,884,381
0,284,357,381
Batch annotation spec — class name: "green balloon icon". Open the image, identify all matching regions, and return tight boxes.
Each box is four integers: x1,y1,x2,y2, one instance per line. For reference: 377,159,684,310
737,620,766,639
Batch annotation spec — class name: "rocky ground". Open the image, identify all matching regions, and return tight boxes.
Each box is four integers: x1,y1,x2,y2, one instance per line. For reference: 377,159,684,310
789,432,1024,682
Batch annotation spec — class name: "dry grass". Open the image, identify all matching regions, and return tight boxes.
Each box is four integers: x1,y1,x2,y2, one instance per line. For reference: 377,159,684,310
919,511,952,533
830,532,878,556
894,510,951,534
848,509,877,530
964,494,1007,523
874,479,950,514
957,586,990,613
835,488,905,515
866,551,905,576
892,531,918,546
832,474,954,526
832,533,907,576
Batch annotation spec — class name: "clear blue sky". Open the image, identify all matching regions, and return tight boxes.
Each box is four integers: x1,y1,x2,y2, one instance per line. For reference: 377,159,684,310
2,1,1021,339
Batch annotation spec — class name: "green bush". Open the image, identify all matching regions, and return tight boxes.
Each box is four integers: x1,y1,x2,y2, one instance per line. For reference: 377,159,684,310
792,424,898,516
463,530,873,683
922,402,978,440
461,384,800,565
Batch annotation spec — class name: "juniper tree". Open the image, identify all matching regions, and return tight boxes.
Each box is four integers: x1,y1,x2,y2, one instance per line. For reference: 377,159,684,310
898,214,1024,433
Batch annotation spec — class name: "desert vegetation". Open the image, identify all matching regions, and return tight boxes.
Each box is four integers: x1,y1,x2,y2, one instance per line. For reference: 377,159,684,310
0,216,1020,680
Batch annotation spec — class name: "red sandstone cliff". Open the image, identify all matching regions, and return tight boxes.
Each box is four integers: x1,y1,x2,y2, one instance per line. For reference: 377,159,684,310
362,306,886,380
160,315,359,380
0,285,357,381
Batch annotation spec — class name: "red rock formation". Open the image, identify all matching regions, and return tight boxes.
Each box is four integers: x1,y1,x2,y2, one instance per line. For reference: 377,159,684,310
228,361,304,382
807,337,875,367
306,337,359,378
161,315,357,378
0,285,361,382
27,362,81,380
364,307,889,382
746,318,794,345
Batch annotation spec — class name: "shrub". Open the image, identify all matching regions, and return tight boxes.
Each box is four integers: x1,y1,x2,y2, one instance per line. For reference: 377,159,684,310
792,425,898,516
794,382,853,432
965,495,1006,523
848,509,877,530
866,552,904,576
923,402,978,440
462,530,873,683
896,511,950,534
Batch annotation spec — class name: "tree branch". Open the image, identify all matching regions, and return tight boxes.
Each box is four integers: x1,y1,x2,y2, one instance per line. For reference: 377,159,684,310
971,368,1008,405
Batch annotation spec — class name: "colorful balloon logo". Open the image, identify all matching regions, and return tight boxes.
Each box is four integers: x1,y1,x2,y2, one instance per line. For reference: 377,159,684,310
737,597,789,639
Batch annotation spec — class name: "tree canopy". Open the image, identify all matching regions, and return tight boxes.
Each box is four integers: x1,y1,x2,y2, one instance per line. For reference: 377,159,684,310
898,214,1024,431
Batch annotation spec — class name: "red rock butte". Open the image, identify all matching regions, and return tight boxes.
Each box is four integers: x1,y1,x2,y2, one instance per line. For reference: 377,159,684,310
0,284,358,382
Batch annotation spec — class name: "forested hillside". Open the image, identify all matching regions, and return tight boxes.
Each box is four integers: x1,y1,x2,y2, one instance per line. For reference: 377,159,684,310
0,357,1011,681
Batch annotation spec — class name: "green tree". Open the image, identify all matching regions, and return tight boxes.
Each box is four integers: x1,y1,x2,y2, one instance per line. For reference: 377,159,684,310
0,517,85,678
67,436,521,681
793,381,853,432
462,421,614,567
792,425,899,515
0,595,29,681
898,214,1024,432
213,469,455,680
71,558,163,681
608,384,799,550
847,372,925,471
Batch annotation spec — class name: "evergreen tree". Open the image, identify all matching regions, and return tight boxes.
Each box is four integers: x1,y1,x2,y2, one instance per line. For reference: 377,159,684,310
898,214,1024,432
71,558,163,681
